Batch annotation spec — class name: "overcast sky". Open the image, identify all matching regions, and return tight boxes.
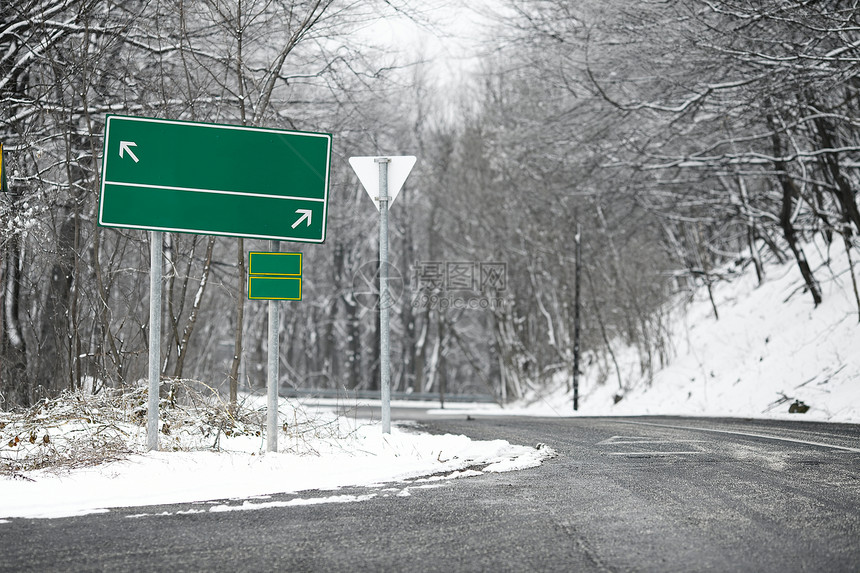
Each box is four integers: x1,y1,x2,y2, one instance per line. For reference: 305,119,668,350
363,0,497,83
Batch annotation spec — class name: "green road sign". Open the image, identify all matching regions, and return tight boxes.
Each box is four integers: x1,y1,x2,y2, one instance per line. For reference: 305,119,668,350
99,115,331,242
248,252,302,300
249,251,302,276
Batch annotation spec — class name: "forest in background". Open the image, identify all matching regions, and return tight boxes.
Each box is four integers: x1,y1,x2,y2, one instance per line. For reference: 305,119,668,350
2,0,859,408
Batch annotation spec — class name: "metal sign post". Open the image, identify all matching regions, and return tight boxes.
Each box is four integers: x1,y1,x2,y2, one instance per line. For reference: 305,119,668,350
349,155,416,434
246,250,302,451
267,242,280,452
376,158,392,434
147,231,163,450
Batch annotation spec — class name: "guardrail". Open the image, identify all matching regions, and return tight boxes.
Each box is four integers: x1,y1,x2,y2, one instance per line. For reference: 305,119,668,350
282,388,497,404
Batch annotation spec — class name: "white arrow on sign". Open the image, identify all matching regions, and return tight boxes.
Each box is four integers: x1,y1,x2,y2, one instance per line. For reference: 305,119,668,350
349,156,416,210
119,141,139,163
291,208,312,228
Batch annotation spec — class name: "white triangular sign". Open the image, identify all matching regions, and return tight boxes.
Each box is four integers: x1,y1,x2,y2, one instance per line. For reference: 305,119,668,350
349,156,417,210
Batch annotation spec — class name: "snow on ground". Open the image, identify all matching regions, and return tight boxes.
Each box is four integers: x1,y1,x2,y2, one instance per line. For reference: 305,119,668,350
502,237,860,424
0,394,550,520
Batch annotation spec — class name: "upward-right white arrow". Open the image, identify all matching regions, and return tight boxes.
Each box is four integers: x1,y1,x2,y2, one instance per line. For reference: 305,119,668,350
291,209,312,228
349,156,417,211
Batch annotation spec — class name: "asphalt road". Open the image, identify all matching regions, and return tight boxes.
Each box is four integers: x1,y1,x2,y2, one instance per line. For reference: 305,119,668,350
2,415,859,572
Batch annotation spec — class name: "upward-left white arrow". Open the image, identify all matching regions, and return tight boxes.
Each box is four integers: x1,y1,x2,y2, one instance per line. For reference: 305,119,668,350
119,141,139,163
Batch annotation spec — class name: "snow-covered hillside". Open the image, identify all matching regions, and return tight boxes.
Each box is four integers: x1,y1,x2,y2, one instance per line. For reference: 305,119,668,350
516,238,860,424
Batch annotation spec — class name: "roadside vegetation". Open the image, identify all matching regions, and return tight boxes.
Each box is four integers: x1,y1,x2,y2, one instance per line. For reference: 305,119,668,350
0,382,345,476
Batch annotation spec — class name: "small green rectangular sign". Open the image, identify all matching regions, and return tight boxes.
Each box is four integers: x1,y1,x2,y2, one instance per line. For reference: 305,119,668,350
99,115,331,242
249,252,302,276
248,276,302,300
248,252,302,300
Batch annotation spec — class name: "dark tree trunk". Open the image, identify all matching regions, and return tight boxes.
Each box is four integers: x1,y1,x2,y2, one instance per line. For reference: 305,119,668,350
173,236,216,379
2,230,29,407
229,238,245,408
325,241,344,388
811,112,860,236
400,188,416,392
37,215,76,396
768,112,822,306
